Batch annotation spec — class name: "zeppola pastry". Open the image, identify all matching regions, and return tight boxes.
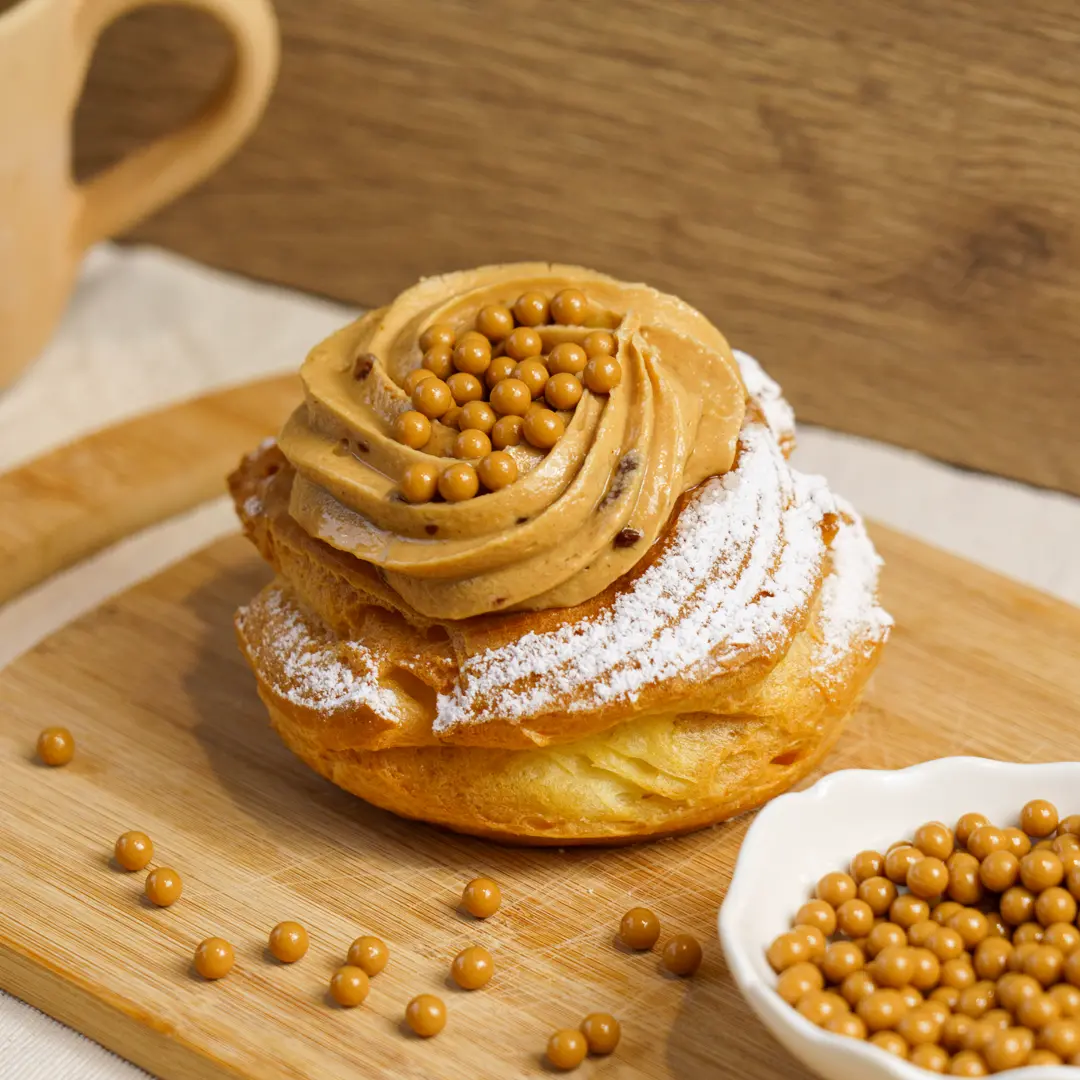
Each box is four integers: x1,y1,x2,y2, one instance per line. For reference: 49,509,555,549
230,264,891,844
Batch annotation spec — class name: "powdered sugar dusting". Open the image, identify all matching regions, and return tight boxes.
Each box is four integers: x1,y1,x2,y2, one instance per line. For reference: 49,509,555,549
734,350,796,449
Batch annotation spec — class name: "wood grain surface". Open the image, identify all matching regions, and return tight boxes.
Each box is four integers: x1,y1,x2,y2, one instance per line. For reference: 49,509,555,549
74,0,1080,495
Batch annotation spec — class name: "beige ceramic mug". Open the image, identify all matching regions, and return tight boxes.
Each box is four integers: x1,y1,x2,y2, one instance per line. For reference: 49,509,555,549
0,0,279,386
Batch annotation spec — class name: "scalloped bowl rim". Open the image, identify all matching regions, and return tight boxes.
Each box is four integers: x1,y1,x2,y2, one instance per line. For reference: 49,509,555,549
719,757,1080,1080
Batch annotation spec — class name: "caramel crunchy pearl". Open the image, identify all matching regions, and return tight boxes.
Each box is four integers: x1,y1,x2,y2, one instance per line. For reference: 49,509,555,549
400,462,439,504
956,813,990,848
523,408,565,450
777,962,825,1004
546,1028,586,1070
453,331,493,375
950,909,990,949
870,945,915,988
910,1043,949,1072
961,1019,997,1055
842,970,877,1007
1069,866,1080,902
491,414,524,449
451,945,494,990
1022,850,1065,892
910,949,942,992
983,1009,1012,1030
931,927,966,962
836,899,875,938
909,920,940,948
1011,942,1042,973
974,937,1013,980
545,372,583,411
957,981,997,1019
114,831,153,872
867,922,908,958
582,330,616,358
797,990,847,1026
489,377,532,417
36,727,75,766
504,326,543,361
485,354,517,388
851,850,885,885
547,342,588,376
580,1013,621,1055
513,291,549,327
476,303,514,341
816,872,858,908
986,910,1009,939
825,1012,867,1040
891,894,931,929
946,853,984,906
403,367,436,395
1028,1048,1063,1066
622,907,661,952
329,965,369,1008
194,938,234,980
1017,991,1060,1028
453,428,492,462
267,920,309,964
934,901,964,926
915,822,956,861
583,355,622,394
1051,983,1080,1015
885,846,924,885
766,931,812,973
1059,815,1080,838
898,1007,943,1046
931,985,961,1010
462,877,501,918
422,344,454,380
984,1027,1034,1073
1022,799,1060,838
899,985,924,1011
869,1030,908,1058
822,942,865,984
1004,827,1033,858
663,934,703,977
1025,945,1065,987
999,973,1041,1012
420,323,456,353
968,826,1008,861
1037,886,1077,927
442,404,464,430
347,935,389,976
943,1013,975,1052
1014,921,1045,946
512,359,549,398
1042,1018,1080,1058
908,857,950,900
1000,887,1037,929
980,850,1020,892
412,376,453,419
1044,922,1080,954
551,288,587,325
438,463,479,502
795,899,837,936
941,957,977,990
857,988,908,1032
393,410,432,449
458,400,496,435
477,452,518,492
447,371,485,405
948,1049,989,1075
145,867,182,907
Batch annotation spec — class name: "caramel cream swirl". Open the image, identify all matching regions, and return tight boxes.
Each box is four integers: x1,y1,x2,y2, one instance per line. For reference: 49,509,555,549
278,264,747,619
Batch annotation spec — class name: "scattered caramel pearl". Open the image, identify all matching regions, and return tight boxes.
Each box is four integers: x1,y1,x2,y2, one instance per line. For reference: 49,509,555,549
36,727,75,766
400,462,438,504
550,288,587,325
867,921,908,958
898,1006,943,1046
909,920,940,948
394,409,432,449
403,367,436,395
915,822,956,861
329,965,369,1008
405,994,446,1037
453,429,491,461
948,1049,989,1075
412,376,453,419
816,871,858,908
984,1027,1034,1073
476,304,514,341
974,937,1013,980
822,942,865,984
979,850,1020,892
621,907,661,952
145,867,182,907
931,985,962,1010
580,1013,621,1055
458,400,496,435
836,899,875,938
950,908,990,949
547,342,588,376
582,330,616,358
1022,799,1060,838
941,957,977,990
193,937,234,980
851,850,885,885
968,826,1008,861
931,928,967,964
956,813,990,848
857,988,908,1032
795,899,837,936
777,962,825,1004
885,845,924,885
504,326,544,361
523,408,565,450
485,354,517,388
451,945,493,990
934,901,965,926
869,1030,909,1058
422,344,454,379
1051,982,1080,1015
1044,922,1080,954
438,462,479,502
909,857,950,900
1015,921,1045,946
546,1028,586,1070
347,935,388,976
798,990,847,1026
489,377,532,417
420,323,456,353
583,355,622,394
453,331,493,375
1001,887,1036,926
825,1013,867,1040
512,359,549,398
910,948,942,991
1003,827,1033,858
447,371,484,405
546,372,583,411
1022,850,1065,892
1037,886,1077,928
842,970,877,1007
1025,944,1065,987
114,831,153,872
870,945,915,988
662,934,703,977
462,877,501,918
477,452,518,492
957,980,997,1019
891,894,931,929
947,852,984,906
910,1043,949,1073
268,921,308,964
513,291,549,327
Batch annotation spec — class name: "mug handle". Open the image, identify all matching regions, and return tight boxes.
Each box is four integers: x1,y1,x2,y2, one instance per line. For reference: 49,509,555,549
72,0,279,249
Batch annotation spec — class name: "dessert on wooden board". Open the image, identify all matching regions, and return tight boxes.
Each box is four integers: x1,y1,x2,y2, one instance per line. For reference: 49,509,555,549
229,263,891,844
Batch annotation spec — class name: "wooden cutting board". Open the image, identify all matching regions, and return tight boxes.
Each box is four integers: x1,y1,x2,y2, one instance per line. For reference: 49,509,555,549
1,380,1079,1080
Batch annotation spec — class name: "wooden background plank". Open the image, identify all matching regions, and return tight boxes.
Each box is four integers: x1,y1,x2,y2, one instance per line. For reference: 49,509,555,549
73,0,1080,495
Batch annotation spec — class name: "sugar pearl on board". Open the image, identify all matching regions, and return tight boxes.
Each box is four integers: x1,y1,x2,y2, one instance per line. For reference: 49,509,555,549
37,727,75,766
194,938,234,980
450,946,494,990
620,907,660,951
145,867,182,907
330,965,369,1007
268,921,309,963
114,831,153,871
546,1029,587,1070
348,935,389,976
580,1012,620,1054
461,877,501,918
405,994,446,1037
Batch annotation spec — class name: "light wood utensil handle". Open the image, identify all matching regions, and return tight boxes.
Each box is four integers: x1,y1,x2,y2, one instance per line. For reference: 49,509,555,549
73,0,279,248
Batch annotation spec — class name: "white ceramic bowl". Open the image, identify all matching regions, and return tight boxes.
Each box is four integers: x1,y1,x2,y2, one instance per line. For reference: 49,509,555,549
719,757,1080,1079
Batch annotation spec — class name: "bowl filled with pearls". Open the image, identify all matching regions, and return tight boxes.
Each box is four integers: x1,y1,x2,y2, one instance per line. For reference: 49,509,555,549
719,757,1080,1078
